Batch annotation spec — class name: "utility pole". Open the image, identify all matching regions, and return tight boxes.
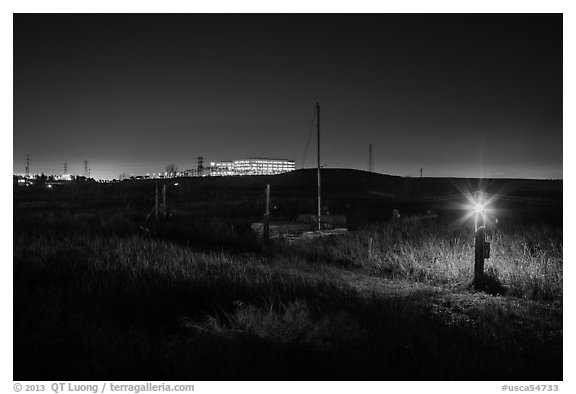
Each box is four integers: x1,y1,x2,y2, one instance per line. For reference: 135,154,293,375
316,102,321,231
368,143,373,172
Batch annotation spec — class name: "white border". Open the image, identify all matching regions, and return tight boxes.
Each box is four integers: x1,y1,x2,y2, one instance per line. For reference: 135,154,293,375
4,2,573,393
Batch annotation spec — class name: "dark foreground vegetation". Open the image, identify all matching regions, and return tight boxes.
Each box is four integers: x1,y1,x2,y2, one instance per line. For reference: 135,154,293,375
13,170,562,380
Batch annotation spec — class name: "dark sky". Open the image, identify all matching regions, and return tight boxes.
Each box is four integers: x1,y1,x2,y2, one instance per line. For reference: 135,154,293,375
13,14,562,180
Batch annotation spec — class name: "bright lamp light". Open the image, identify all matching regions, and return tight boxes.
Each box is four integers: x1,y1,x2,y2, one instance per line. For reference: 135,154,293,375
474,203,484,214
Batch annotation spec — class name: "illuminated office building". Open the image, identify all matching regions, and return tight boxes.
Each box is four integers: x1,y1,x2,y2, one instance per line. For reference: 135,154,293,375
209,158,295,176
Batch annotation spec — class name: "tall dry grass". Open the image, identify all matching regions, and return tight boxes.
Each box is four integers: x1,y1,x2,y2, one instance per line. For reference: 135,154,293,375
281,221,562,302
13,207,562,380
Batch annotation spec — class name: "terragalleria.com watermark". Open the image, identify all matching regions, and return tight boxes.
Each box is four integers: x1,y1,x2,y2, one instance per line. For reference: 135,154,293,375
13,382,194,393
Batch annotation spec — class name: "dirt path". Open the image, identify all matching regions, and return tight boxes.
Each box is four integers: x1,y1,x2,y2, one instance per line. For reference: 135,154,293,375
275,260,562,337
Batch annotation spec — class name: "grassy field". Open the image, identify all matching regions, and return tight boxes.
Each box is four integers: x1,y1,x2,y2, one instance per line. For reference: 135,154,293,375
13,173,562,380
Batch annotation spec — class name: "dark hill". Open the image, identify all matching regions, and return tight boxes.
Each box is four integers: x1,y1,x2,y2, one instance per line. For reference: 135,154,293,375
139,168,562,203
14,168,562,226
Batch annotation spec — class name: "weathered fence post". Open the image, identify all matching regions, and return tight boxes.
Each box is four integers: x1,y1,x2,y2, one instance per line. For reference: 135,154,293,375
162,184,167,217
154,184,159,219
474,225,486,287
263,184,270,243
473,191,490,289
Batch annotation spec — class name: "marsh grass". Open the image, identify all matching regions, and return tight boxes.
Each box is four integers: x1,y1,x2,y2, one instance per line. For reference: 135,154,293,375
13,206,562,380
281,221,562,302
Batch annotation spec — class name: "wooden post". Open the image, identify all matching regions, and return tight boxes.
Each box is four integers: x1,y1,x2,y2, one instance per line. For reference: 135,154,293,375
154,185,159,219
474,225,486,287
263,184,270,243
473,191,487,288
162,184,167,217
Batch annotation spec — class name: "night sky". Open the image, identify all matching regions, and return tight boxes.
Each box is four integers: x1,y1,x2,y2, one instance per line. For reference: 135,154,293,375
13,14,562,180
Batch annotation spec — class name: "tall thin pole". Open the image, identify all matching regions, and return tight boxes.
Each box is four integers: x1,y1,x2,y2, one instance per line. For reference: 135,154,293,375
155,185,159,219
368,143,373,172
263,184,270,243
265,184,270,216
25,154,30,184
316,102,321,231
162,184,167,217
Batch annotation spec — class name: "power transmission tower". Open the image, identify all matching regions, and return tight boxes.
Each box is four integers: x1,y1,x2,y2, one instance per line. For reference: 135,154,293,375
25,154,30,185
197,156,204,176
420,168,423,178
368,143,373,172
84,160,89,177
64,162,68,175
